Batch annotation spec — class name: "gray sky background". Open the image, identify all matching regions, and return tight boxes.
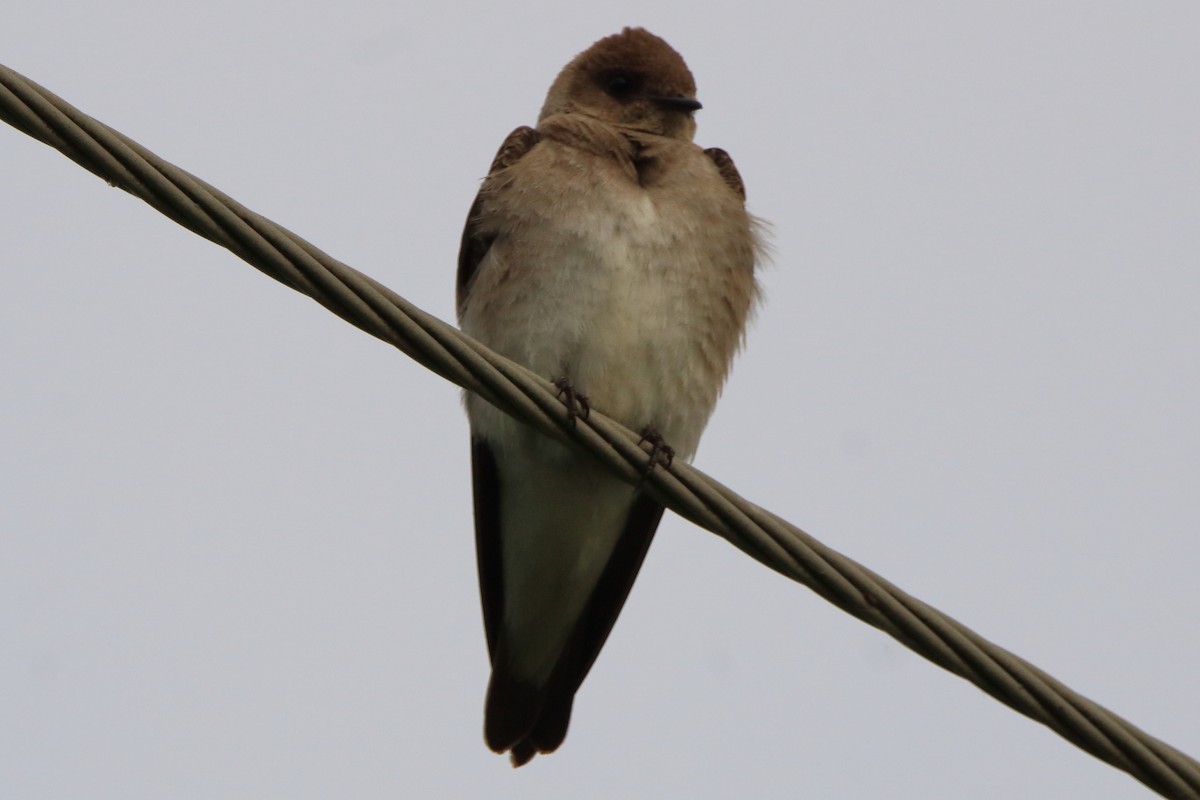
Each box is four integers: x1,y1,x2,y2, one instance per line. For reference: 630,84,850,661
2,2,1197,798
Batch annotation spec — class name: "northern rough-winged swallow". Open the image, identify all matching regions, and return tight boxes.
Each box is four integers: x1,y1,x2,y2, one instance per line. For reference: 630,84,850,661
456,27,761,766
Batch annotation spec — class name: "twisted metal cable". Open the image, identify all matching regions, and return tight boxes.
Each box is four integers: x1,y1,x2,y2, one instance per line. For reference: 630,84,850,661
2,62,1197,799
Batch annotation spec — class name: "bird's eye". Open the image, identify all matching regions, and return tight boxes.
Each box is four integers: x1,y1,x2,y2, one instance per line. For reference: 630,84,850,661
602,71,640,99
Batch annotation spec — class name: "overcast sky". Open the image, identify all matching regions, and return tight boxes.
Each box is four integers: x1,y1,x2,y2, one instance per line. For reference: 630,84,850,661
2,2,1198,798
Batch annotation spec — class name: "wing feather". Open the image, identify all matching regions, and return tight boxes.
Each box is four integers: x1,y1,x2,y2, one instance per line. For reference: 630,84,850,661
456,126,542,313
703,146,746,200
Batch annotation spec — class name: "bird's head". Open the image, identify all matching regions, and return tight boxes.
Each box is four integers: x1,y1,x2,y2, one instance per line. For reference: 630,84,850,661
539,27,701,141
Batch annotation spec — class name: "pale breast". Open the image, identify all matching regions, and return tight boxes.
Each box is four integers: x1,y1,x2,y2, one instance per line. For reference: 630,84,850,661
461,129,758,461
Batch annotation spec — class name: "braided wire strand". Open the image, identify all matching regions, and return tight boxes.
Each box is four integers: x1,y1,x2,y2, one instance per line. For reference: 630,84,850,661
2,63,1197,799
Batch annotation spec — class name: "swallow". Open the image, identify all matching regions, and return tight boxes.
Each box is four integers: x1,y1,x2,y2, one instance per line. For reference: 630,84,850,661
457,27,761,766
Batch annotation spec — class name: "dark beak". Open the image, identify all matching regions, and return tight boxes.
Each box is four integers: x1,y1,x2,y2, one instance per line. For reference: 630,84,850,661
650,95,702,112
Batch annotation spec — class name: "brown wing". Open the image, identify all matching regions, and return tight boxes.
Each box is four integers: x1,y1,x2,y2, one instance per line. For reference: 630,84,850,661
703,146,746,200
456,126,541,314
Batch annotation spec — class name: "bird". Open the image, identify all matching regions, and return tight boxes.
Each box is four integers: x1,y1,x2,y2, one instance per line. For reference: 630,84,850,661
456,27,762,766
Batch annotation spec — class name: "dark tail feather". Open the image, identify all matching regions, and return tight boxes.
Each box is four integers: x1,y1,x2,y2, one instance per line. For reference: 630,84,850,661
483,494,666,766
511,666,577,765
526,674,575,755
484,658,544,757
484,657,575,767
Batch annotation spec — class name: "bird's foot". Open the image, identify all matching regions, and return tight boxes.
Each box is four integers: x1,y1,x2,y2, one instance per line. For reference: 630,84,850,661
637,426,675,476
553,377,590,424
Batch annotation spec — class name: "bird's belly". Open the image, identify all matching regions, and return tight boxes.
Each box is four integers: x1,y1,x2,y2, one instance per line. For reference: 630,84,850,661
463,189,736,462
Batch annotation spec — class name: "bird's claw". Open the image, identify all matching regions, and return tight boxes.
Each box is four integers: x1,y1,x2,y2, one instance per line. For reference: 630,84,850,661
553,377,590,424
637,426,675,476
